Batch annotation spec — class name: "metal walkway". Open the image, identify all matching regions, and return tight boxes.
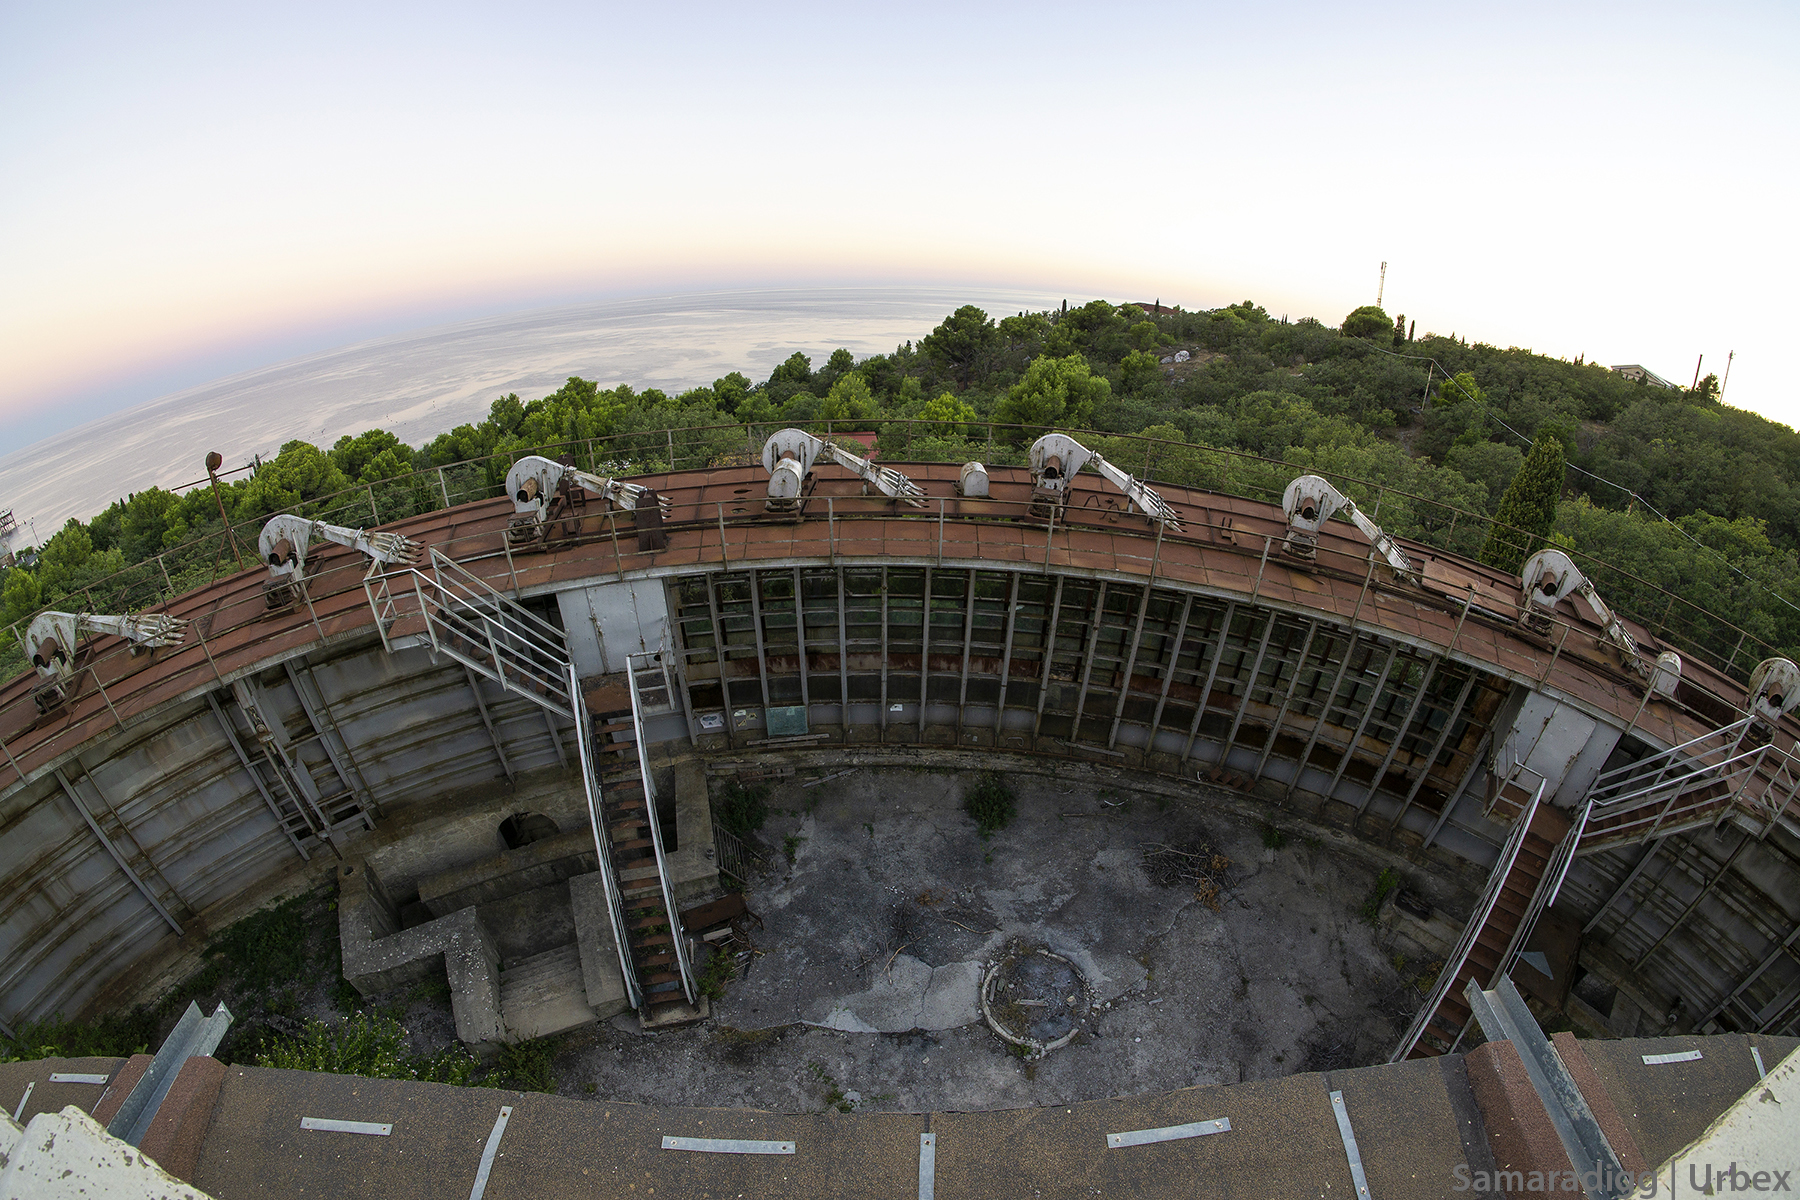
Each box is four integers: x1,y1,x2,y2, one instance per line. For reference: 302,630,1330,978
365,551,696,1016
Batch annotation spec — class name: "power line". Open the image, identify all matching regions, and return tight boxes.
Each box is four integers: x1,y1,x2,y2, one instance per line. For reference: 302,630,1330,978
1351,336,1800,621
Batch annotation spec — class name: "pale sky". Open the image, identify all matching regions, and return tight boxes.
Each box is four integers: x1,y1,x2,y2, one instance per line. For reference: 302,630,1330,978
2,1,1795,454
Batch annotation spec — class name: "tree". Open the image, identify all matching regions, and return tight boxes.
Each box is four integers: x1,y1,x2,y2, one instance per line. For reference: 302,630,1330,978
2,566,41,626
820,375,877,431
1435,370,1486,409
919,392,977,436
331,429,408,481
1480,433,1565,574
237,441,353,522
712,371,752,414
993,354,1110,437
1118,349,1163,395
1392,313,1408,348
1341,305,1390,339
920,305,997,384
1688,372,1720,405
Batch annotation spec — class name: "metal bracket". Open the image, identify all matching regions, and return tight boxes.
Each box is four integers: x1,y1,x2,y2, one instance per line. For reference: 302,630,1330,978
1463,977,1626,1200
108,1000,232,1147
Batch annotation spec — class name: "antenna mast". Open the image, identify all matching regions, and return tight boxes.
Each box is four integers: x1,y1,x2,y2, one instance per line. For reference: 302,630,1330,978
1721,350,1735,399
1377,262,1387,308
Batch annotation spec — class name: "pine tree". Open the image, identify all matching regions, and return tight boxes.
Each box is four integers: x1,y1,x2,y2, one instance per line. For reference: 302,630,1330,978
1480,433,1566,575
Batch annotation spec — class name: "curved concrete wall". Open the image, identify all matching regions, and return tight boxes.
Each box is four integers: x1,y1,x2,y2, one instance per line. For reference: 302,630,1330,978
1,462,1795,1045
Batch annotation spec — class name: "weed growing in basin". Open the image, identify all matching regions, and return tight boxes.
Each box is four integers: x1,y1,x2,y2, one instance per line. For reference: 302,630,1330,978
256,1012,478,1085
699,948,737,1001
963,772,1017,839
1,1011,158,1062
714,780,770,840
783,834,806,864
1360,867,1402,923
1260,823,1288,850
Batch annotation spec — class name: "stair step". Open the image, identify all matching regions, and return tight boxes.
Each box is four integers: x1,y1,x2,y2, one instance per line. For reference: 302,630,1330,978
641,971,682,987
630,915,672,931
613,837,654,852
497,944,596,1040
619,864,661,882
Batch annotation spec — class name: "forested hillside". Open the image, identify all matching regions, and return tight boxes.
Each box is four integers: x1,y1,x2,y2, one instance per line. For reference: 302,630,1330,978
5,299,1795,681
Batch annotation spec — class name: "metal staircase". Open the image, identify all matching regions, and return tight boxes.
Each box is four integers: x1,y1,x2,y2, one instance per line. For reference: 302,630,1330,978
364,552,696,1019
366,548,574,719
1393,783,1574,1059
1579,717,1800,851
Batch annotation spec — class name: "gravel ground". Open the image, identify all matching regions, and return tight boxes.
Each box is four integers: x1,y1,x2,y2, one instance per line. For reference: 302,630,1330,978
548,767,1427,1113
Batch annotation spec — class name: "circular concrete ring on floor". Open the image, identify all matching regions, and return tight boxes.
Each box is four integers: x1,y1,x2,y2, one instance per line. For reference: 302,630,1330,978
980,946,1094,1055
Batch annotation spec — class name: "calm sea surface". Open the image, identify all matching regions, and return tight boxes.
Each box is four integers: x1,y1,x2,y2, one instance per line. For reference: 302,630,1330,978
0,286,1060,535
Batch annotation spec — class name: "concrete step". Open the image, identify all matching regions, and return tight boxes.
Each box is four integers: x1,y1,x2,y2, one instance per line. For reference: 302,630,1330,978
499,943,599,1041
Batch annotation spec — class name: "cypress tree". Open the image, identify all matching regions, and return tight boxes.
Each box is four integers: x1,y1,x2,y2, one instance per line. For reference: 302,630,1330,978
1480,433,1566,575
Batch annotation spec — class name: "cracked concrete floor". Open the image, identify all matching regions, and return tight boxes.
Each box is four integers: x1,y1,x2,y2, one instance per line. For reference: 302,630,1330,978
552,767,1417,1113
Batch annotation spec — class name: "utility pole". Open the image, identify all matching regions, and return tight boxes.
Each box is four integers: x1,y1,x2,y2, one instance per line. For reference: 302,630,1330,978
1721,350,1735,399
205,451,246,572
1690,354,1704,392
1377,262,1387,308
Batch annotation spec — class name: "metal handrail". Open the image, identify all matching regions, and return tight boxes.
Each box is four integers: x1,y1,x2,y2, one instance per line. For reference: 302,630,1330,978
1590,717,1754,794
627,649,697,1007
1390,781,1545,1062
571,660,642,1009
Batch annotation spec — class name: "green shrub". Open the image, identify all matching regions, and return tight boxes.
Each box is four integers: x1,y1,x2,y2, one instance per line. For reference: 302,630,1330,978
699,949,737,1002
1,1011,159,1063
964,772,1018,840
714,780,769,839
256,1013,477,1085
1360,867,1402,923
1260,823,1288,850
484,1037,559,1093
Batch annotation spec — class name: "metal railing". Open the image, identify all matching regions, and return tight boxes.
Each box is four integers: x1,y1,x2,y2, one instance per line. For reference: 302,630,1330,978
4,416,1793,694
363,548,573,719
627,648,697,1007
1390,781,1545,1061
571,660,642,1010
711,821,758,887
1581,717,1800,850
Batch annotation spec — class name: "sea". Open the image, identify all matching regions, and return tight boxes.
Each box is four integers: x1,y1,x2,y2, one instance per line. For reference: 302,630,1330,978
0,286,1062,537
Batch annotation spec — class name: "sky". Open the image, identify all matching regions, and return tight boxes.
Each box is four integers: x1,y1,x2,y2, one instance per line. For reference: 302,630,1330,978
1,1,1795,456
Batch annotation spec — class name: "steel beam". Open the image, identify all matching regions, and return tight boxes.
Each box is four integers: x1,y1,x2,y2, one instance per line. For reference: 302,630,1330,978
1583,838,1668,935
1633,832,1752,969
792,568,811,712
747,568,773,713
994,573,1023,730
1145,594,1195,751
1390,671,1478,831
53,768,182,936
1181,601,1238,764
462,667,515,784
1069,582,1111,740
1032,577,1068,738
1323,644,1400,802
836,565,850,734
1223,613,1278,756
956,570,976,733
1285,630,1363,800
1358,656,1442,815
1697,920,1800,1028
919,566,933,736
284,661,379,817
1424,730,1491,850
1253,619,1319,778
1108,583,1156,748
